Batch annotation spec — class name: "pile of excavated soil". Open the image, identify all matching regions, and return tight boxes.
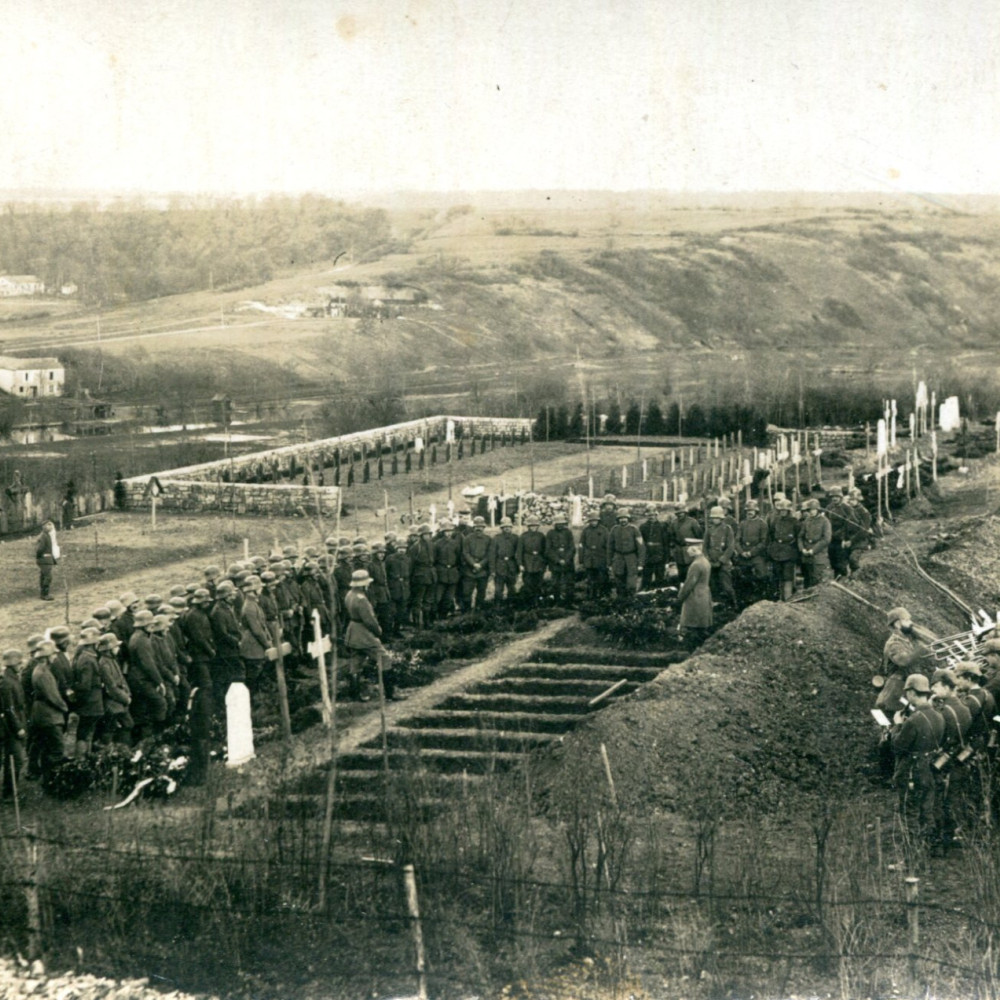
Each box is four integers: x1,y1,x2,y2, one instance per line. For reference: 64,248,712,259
534,480,996,818
0,959,216,1000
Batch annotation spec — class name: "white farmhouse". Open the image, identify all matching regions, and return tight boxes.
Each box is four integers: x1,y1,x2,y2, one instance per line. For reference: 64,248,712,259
0,275,45,296
0,356,65,397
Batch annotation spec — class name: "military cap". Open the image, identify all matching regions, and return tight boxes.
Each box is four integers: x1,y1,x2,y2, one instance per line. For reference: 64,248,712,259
745,500,759,510
168,584,187,598
304,546,321,558
981,638,1000,656
371,541,386,551
203,565,221,578
338,536,351,546
385,531,398,542
418,523,433,534
440,519,455,530
50,626,71,642
709,506,725,519
904,673,930,694
78,627,101,646
801,499,820,511
169,596,188,609
616,510,631,521
91,606,111,621
233,569,251,583
152,614,171,630
774,499,793,511
143,593,162,608
106,599,125,615
350,569,373,587
687,502,702,513
352,538,369,549
96,634,120,652
260,571,276,584
603,493,617,502
227,565,242,580
827,485,843,497
26,634,45,652
133,609,155,627
644,505,657,515
185,582,199,594
80,618,100,631
499,516,513,527
192,588,212,604
719,497,733,508
324,536,338,548
215,579,236,595
277,560,293,572
886,607,911,626
119,591,139,607
585,512,599,522
299,561,315,574
246,574,263,588
773,492,787,502
268,553,284,564
526,515,541,526
36,639,57,658
282,545,298,558
684,537,703,546
472,516,486,527
931,668,956,688
553,512,568,524
251,556,267,568
2,648,23,665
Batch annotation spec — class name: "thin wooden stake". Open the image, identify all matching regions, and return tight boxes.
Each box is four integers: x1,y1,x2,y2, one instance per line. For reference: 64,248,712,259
403,864,429,1000
600,742,618,808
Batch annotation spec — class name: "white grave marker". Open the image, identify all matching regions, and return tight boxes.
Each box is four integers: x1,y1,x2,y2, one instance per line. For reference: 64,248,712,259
225,683,255,767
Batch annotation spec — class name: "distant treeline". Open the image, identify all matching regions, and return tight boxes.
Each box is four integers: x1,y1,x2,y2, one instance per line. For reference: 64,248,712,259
0,196,392,303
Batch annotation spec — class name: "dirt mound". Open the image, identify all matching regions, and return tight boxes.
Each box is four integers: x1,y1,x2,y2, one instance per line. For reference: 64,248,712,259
533,510,989,819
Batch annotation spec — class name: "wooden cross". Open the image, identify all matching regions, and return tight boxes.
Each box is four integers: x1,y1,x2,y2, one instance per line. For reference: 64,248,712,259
308,609,333,727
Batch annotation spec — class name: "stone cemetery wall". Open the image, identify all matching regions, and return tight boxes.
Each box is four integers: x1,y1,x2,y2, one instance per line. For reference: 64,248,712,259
118,478,340,517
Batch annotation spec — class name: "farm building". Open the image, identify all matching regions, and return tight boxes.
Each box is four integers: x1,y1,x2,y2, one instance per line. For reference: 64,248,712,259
0,274,45,296
0,356,65,397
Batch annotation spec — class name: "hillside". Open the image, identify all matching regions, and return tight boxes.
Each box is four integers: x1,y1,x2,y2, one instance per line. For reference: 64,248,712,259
4,201,1000,407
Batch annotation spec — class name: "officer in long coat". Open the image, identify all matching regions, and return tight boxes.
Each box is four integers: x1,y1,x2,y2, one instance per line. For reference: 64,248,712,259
490,517,520,602
676,539,713,637
28,640,67,789
384,535,410,635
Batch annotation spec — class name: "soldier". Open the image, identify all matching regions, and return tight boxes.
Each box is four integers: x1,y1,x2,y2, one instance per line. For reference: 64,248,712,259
95,634,131,747
28,640,68,790
180,589,215,784
35,519,59,602
797,498,831,588
210,581,243,713
607,510,645,603
203,565,221,602
579,511,609,600
639,505,668,590
931,668,973,853
150,614,180,719
491,517,520,603
409,523,437,627
824,486,850,578
368,542,394,631
702,506,737,609
385,534,410,635
127,610,167,743
842,488,873,574
239,576,271,695
434,520,463,617
460,516,493,611
670,503,702,584
735,499,769,603
891,673,944,851
545,512,576,605
516,514,547,605
676,538,712,640
954,660,997,828
344,569,401,702
1,648,27,799
876,607,937,717
71,627,104,757
767,498,799,602
598,494,618,531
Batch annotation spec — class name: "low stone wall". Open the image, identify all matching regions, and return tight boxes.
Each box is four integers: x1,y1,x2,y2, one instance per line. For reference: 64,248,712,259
124,415,534,485
119,478,340,518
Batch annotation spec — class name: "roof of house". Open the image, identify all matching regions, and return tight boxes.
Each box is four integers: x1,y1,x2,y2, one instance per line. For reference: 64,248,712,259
0,356,63,371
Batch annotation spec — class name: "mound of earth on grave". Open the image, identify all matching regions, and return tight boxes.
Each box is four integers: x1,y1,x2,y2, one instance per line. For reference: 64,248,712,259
532,503,1000,818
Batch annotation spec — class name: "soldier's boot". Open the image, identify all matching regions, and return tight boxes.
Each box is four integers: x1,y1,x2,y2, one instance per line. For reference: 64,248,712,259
781,580,794,602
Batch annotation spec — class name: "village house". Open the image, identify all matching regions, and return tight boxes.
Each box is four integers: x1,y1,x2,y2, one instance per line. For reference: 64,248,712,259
0,356,65,397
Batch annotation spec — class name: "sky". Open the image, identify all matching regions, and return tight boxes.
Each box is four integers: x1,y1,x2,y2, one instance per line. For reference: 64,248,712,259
2,0,998,196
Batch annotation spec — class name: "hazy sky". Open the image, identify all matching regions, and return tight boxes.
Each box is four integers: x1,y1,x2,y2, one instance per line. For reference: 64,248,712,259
3,0,998,195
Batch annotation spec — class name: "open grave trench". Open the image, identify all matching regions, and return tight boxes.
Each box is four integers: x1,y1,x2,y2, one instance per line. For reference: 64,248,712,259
268,626,693,825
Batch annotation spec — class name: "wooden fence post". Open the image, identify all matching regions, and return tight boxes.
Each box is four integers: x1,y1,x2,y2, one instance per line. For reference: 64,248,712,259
403,864,429,1000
